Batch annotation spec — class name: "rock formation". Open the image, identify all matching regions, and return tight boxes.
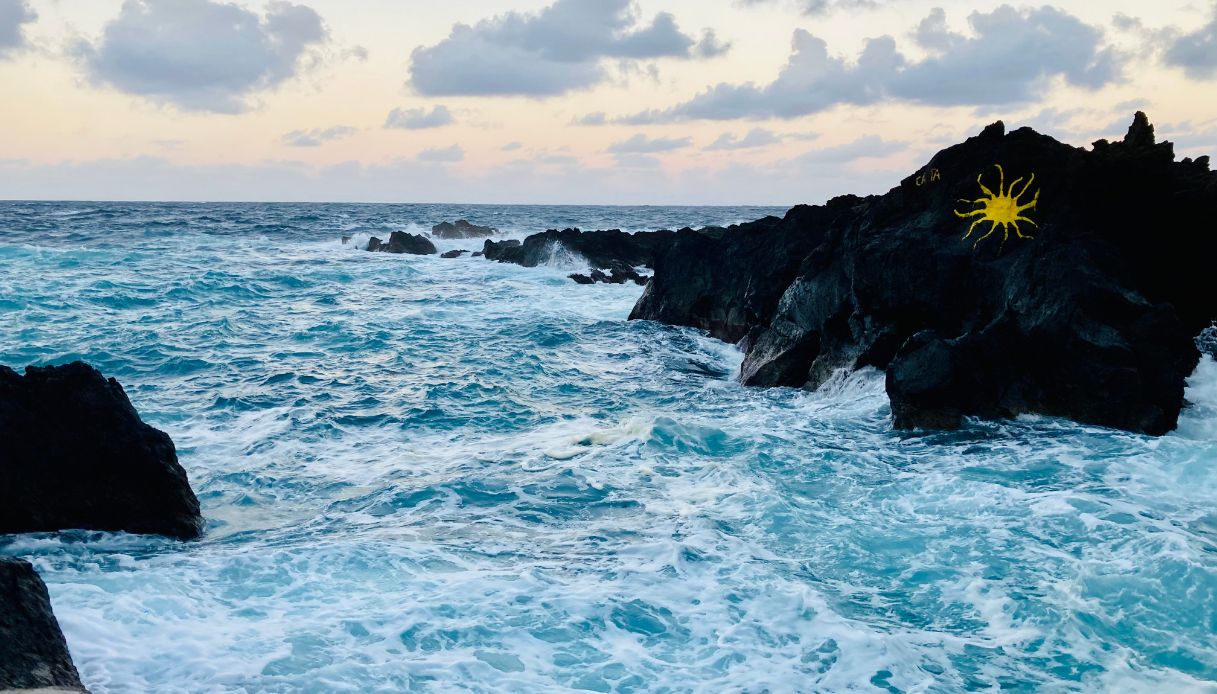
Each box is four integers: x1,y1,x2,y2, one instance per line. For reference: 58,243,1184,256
0,362,204,539
367,231,437,255
631,114,1217,435
432,220,497,239
483,227,676,283
0,557,89,692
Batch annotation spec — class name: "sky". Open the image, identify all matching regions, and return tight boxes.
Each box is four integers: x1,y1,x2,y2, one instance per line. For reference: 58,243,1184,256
1,0,1215,205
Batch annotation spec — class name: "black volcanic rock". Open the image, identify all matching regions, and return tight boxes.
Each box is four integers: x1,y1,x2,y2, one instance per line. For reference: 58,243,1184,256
441,249,468,259
432,220,497,239
483,228,676,278
368,231,437,255
631,114,1217,435
0,362,204,539
569,267,649,285
0,558,88,692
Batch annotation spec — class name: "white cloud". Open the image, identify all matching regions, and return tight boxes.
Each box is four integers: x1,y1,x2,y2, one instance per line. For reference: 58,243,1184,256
282,126,356,147
384,105,455,130
409,0,728,97
0,0,35,58
73,0,329,113
626,5,1122,122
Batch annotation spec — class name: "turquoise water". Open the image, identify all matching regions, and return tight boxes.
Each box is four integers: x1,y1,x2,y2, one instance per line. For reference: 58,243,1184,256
2,201,1217,693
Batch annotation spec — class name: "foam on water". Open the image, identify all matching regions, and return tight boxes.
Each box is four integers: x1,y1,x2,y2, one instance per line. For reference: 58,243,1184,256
2,201,1217,693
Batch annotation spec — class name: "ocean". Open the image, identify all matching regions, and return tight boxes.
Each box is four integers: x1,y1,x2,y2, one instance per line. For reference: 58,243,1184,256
2,201,1216,693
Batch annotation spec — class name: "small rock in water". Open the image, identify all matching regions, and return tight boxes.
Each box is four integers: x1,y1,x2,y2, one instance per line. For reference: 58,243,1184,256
432,220,497,239
366,231,437,255
441,249,468,259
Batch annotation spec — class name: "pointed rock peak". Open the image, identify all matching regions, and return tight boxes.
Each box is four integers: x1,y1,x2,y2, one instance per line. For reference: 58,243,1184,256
980,121,1006,139
1124,111,1155,148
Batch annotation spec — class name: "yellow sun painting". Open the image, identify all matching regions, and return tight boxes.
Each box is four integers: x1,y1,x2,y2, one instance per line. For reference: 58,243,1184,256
954,164,1040,251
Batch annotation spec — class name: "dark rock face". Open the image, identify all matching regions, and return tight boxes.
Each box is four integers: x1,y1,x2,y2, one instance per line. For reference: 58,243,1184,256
0,362,204,539
432,220,497,239
631,114,1217,435
0,558,88,692
440,250,468,259
367,231,437,255
483,227,676,284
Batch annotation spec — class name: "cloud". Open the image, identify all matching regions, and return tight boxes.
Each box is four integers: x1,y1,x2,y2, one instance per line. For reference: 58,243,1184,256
384,105,455,129
706,128,782,150
737,0,887,17
282,126,355,147
607,134,693,153
1162,5,1217,79
626,5,1121,122
502,142,523,151
409,0,727,97
0,0,36,58
793,135,905,165
72,0,329,113
418,144,464,163
574,112,608,126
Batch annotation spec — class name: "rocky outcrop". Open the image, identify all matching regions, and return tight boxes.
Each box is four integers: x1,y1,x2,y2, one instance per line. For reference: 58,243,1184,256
569,267,649,285
0,362,204,539
367,231,437,255
631,114,1217,435
0,558,88,692
432,220,497,239
440,249,469,259
483,227,677,283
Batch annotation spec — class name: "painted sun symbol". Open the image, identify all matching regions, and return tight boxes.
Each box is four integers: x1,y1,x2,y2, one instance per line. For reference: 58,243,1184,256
954,164,1040,250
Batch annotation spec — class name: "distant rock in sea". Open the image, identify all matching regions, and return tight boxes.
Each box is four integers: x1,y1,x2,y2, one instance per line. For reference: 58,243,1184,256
630,113,1216,435
0,362,204,539
483,227,673,283
441,249,469,258
0,557,89,693
367,231,438,255
432,220,497,239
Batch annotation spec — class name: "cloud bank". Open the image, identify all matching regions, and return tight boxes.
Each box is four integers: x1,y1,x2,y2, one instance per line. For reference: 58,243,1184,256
409,0,727,97
624,5,1121,122
74,0,329,113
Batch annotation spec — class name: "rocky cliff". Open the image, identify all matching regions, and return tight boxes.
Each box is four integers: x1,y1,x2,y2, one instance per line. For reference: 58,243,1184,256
631,114,1216,434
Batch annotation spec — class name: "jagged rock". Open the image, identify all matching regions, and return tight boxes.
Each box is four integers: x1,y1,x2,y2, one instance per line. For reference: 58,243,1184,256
432,220,497,239
0,362,204,539
569,266,650,285
631,113,1217,435
483,228,676,276
440,250,468,259
367,231,437,255
0,558,89,692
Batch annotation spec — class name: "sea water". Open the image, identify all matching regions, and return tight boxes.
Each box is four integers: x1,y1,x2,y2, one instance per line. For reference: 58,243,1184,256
1,201,1216,693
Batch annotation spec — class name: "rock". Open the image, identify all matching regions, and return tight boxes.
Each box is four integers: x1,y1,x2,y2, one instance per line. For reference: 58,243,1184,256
440,250,468,259
367,231,437,255
483,228,675,284
0,558,89,692
340,236,352,245
631,113,1217,435
471,251,484,258
569,265,650,285
432,220,497,239
0,362,204,539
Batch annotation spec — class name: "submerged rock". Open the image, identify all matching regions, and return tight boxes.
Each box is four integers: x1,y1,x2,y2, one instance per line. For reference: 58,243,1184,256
631,113,1217,435
0,558,89,692
432,220,497,239
483,227,675,283
367,231,437,255
0,362,204,539
440,249,469,259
